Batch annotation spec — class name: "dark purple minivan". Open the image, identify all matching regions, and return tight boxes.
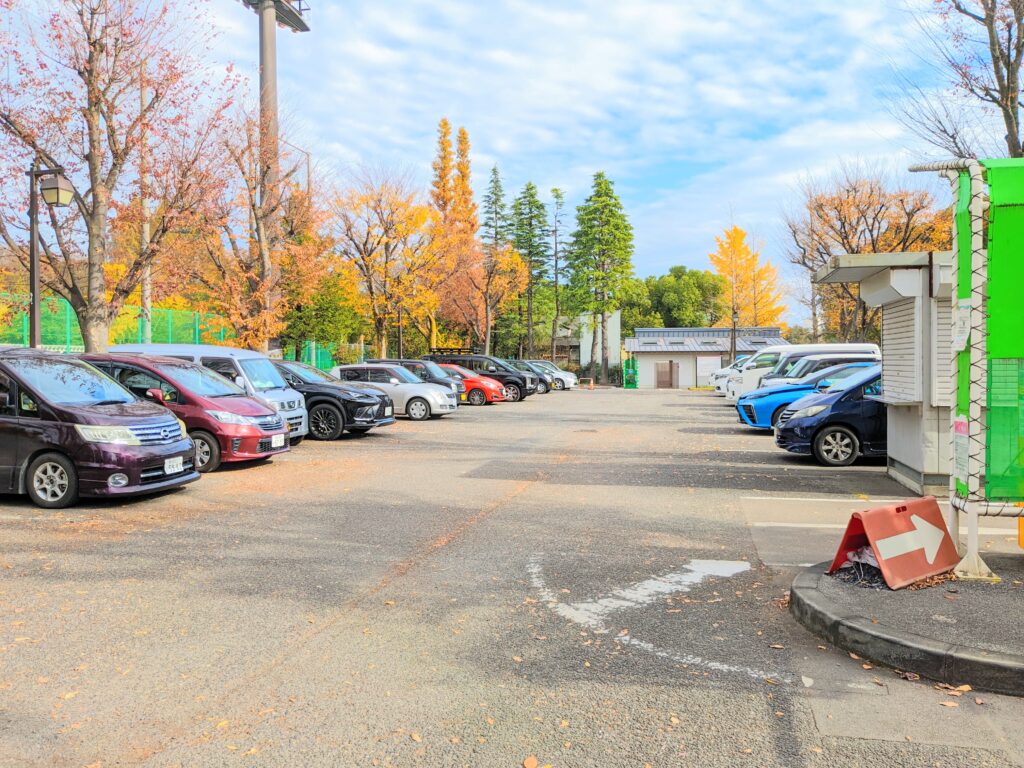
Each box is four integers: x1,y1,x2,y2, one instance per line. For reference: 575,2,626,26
0,348,198,508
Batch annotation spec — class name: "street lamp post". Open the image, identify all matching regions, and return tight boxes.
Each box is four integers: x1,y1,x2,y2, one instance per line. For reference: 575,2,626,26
26,161,74,348
730,308,739,364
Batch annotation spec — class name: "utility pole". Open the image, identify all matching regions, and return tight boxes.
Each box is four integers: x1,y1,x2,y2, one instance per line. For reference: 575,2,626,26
140,74,152,343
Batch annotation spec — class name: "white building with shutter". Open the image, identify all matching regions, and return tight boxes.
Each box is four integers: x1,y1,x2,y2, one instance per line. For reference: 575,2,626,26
815,251,954,495
624,327,787,389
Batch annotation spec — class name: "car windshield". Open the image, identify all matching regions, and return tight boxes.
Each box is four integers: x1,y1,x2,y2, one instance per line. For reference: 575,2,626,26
238,358,287,391
6,357,134,406
787,358,818,379
152,361,246,397
530,360,559,373
387,366,421,384
489,358,517,373
420,361,449,379
446,364,475,378
745,352,779,370
281,361,338,384
798,364,864,386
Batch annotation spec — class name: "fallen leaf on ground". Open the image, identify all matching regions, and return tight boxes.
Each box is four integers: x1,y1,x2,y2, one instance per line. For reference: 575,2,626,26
522,756,539,768
848,652,861,660
769,644,784,649
974,697,985,705
410,732,422,743
939,701,959,708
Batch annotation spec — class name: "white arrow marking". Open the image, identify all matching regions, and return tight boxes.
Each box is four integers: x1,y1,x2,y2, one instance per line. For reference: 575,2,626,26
527,556,790,683
874,514,948,564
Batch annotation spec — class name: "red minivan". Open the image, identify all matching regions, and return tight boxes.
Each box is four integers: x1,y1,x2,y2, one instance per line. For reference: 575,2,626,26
83,354,289,473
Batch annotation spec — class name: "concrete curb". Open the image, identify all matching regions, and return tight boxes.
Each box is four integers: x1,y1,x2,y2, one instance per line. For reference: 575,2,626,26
790,562,1024,697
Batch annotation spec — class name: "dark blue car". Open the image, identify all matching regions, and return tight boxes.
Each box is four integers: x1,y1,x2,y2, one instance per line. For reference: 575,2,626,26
774,366,886,466
736,362,878,429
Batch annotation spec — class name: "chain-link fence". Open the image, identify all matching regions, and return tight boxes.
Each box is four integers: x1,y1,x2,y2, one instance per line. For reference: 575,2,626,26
0,294,231,352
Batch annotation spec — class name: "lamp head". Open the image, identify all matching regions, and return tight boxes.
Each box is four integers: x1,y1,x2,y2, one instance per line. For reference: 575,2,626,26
40,173,75,207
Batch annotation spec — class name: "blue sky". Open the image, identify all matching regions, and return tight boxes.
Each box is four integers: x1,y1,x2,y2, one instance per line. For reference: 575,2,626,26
210,0,947,307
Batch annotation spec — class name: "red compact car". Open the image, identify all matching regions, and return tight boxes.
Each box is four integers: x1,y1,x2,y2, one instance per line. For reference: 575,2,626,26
439,363,506,405
82,353,290,473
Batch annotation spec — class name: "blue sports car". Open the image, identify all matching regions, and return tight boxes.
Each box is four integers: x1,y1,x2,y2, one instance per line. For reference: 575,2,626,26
736,362,879,429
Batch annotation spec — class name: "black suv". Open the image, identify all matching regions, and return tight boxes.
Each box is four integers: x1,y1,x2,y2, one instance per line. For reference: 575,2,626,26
274,360,395,440
424,350,536,402
367,358,465,402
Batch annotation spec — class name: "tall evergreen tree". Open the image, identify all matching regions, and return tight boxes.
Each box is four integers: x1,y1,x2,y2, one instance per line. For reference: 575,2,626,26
566,172,634,383
475,165,524,354
481,165,510,248
511,182,549,357
548,188,566,361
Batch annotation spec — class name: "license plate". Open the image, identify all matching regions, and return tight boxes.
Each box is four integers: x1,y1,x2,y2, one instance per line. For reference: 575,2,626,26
271,433,285,448
164,456,183,475
384,407,393,417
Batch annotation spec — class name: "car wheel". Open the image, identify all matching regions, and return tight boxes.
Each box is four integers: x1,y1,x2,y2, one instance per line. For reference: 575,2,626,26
504,383,522,402
289,436,305,447
309,403,344,440
468,388,487,406
406,397,431,421
813,426,860,467
191,431,221,473
770,406,787,429
26,453,79,509
537,380,550,394
552,379,565,390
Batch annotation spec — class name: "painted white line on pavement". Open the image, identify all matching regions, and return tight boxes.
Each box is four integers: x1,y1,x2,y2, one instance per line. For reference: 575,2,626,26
751,522,1014,535
742,496,905,503
527,555,791,684
565,560,751,624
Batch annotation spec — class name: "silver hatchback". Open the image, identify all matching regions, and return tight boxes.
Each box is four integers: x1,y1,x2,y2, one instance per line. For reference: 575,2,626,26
331,364,457,421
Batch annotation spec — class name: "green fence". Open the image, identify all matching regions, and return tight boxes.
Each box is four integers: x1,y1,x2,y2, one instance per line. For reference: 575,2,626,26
283,340,366,370
0,294,230,351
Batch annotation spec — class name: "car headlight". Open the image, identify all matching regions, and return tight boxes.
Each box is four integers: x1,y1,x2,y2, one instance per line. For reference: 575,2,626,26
74,425,141,446
791,405,827,420
745,392,771,400
205,409,256,426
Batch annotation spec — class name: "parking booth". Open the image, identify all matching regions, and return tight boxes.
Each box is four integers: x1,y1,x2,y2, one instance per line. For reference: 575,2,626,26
814,250,955,497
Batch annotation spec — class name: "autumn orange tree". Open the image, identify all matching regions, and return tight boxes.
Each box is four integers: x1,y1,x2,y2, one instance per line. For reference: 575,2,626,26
185,107,321,351
0,0,229,351
784,168,952,341
708,225,785,328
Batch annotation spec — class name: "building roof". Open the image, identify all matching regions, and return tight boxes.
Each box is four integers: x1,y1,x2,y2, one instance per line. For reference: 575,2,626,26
814,251,953,284
624,327,787,354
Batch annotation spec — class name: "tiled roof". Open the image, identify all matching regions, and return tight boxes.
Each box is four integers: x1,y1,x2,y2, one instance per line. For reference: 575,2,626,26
624,332,786,354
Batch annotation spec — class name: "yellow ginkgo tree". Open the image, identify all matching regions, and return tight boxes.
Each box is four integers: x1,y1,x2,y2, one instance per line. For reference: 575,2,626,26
709,225,786,327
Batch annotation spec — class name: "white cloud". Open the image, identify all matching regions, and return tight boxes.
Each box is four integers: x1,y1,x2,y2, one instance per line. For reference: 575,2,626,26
206,0,948,323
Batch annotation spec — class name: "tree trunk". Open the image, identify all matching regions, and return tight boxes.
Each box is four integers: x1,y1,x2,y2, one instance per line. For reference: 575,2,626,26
375,316,388,358
483,296,493,355
526,282,534,358
81,307,110,353
517,298,524,358
809,283,820,342
589,314,598,381
600,310,609,384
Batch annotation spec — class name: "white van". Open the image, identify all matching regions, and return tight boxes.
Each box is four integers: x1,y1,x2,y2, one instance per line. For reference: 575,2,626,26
725,343,880,401
110,344,309,443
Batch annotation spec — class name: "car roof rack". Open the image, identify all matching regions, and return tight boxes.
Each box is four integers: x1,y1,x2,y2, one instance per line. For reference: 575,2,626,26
430,347,476,354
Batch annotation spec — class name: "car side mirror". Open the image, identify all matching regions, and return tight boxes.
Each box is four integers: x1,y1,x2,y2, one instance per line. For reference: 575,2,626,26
815,380,832,391
234,375,245,387
145,387,163,401
389,377,400,385
487,365,497,372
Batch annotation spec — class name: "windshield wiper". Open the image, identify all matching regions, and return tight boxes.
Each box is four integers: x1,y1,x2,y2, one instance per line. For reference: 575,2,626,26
93,399,131,406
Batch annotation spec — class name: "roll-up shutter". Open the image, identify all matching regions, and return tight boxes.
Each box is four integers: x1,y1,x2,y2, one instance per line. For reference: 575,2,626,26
931,298,953,407
882,298,922,402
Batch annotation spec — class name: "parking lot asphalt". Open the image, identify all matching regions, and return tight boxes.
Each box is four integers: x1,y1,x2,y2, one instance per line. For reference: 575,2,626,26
1,388,1023,767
